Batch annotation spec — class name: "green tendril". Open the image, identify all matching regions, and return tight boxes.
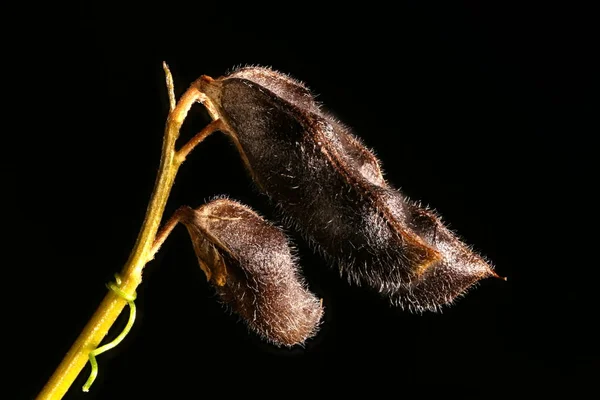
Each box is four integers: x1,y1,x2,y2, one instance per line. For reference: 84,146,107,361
82,274,137,392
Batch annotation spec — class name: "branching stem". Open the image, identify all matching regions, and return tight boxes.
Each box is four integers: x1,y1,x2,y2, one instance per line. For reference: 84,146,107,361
36,63,220,400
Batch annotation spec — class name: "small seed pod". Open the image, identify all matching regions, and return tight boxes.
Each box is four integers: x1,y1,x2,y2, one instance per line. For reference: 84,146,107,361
198,67,500,312
178,198,323,346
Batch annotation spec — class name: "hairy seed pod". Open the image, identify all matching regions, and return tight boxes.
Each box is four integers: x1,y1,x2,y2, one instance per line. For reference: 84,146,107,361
178,198,323,346
198,67,501,312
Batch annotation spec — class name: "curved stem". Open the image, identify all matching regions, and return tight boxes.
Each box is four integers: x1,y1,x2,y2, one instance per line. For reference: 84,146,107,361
176,119,224,164
148,206,192,261
36,64,208,400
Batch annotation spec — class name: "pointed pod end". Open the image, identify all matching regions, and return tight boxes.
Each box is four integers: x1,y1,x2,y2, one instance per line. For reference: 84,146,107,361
489,268,507,281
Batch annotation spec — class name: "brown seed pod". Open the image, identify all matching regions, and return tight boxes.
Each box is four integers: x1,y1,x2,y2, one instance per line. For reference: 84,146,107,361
197,67,501,312
178,198,323,346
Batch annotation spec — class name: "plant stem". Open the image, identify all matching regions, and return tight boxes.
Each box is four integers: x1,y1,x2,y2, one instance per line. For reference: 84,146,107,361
37,64,209,400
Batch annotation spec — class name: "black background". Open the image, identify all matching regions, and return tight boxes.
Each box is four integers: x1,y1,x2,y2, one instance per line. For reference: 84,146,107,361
12,2,597,399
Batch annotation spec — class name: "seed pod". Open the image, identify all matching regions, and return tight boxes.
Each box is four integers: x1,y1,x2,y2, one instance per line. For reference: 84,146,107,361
198,67,500,312
178,198,323,346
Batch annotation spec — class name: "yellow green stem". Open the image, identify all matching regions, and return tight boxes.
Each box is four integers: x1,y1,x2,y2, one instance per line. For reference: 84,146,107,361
36,63,210,400
82,274,137,392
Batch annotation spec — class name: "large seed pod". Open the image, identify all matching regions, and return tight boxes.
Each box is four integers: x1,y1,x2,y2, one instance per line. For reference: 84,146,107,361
198,67,500,312
179,198,323,346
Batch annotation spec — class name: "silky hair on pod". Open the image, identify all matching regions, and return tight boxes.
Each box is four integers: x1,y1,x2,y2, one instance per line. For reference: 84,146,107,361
178,198,323,346
197,67,503,312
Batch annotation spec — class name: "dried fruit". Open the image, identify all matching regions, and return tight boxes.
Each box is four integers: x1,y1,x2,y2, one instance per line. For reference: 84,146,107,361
197,67,501,312
179,198,323,346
